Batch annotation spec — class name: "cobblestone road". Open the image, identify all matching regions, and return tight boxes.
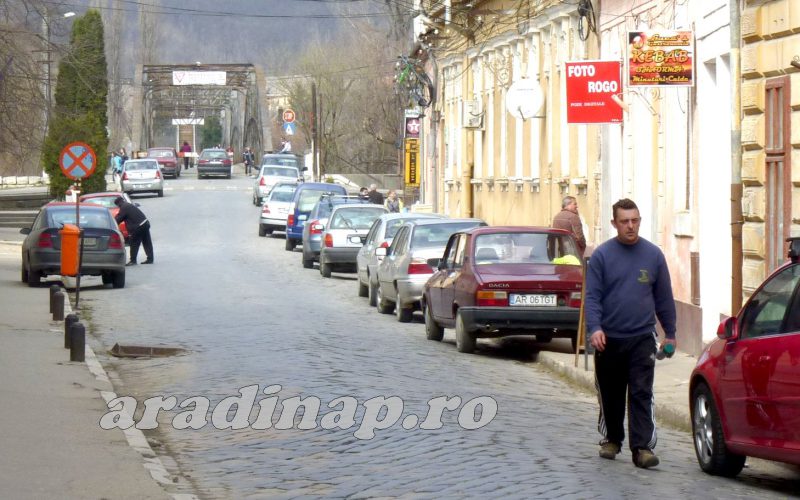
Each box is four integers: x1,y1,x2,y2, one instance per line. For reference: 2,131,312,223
79,182,800,499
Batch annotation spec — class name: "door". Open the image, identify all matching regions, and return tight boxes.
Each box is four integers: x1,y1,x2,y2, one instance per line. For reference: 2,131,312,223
429,234,459,321
765,77,791,271
439,234,466,324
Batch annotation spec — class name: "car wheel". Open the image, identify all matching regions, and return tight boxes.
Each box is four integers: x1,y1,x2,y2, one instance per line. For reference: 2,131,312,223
285,239,296,251
396,301,413,323
265,228,273,235
691,383,745,477
101,272,112,285
259,225,268,237
455,311,476,353
21,261,28,283
157,190,164,198
227,172,232,179
302,255,314,269
376,284,394,314
424,302,443,341
26,266,41,287
368,279,378,307
112,270,125,289
357,279,368,297
320,259,332,278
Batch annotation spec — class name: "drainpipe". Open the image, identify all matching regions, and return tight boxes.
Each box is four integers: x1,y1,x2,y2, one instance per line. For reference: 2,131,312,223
730,0,743,312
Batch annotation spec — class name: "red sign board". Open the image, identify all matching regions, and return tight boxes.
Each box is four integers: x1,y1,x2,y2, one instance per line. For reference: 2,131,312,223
282,109,296,123
59,142,97,180
565,61,622,124
405,117,421,138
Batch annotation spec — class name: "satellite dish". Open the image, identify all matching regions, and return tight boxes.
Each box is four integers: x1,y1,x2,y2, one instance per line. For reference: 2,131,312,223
505,78,544,120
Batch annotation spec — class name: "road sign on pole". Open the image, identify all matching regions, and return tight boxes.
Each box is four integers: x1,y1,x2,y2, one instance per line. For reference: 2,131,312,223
59,142,97,180
282,122,296,136
282,109,296,123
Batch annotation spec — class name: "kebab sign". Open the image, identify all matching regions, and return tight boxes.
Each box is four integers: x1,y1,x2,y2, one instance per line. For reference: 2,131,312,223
628,30,694,87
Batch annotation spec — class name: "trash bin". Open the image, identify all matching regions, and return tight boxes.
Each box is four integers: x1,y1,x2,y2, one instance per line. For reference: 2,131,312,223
60,223,81,276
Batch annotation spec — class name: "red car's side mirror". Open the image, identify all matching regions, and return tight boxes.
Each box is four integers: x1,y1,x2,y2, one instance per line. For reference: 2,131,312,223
716,316,738,340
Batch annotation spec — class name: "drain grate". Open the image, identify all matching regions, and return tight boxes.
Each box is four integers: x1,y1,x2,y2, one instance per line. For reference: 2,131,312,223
109,343,186,358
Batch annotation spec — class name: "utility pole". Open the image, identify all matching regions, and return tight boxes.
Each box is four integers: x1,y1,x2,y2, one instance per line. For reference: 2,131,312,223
311,81,319,181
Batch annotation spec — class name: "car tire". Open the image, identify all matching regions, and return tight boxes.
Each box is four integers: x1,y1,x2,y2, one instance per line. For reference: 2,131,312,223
26,266,41,287
21,262,28,283
302,255,314,269
357,279,368,297
285,239,296,251
376,284,394,314
368,279,378,307
320,260,332,278
396,301,413,323
227,171,232,179
691,383,745,477
571,333,578,353
265,228,273,235
112,270,125,289
157,190,164,198
424,302,443,341
259,225,268,237
455,311,476,353
101,272,112,285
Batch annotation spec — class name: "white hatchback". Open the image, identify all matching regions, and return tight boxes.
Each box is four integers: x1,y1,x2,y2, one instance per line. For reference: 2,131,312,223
318,204,387,278
258,182,298,236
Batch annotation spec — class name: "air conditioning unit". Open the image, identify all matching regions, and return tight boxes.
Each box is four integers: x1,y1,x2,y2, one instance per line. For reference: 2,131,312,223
462,100,483,129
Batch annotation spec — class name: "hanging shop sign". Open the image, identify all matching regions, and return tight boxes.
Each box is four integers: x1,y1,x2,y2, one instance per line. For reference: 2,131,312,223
564,60,623,124
627,30,694,87
404,138,420,187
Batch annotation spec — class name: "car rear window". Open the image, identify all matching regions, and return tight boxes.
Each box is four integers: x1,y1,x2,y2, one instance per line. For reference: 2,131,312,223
330,207,386,230
48,208,113,229
269,188,295,203
201,151,227,160
262,166,299,177
474,232,581,265
81,196,116,208
125,160,158,171
148,150,175,158
261,156,299,168
411,222,481,248
297,190,335,212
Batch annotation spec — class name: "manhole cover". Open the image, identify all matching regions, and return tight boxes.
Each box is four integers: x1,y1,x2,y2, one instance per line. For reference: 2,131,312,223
109,343,186,358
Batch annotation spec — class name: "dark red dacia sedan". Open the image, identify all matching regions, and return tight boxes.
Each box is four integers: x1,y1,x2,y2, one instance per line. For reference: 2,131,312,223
690,237,800,477
422,226,583,354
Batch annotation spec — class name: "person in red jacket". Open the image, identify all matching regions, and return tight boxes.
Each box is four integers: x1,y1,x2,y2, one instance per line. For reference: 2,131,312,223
180,141,192,169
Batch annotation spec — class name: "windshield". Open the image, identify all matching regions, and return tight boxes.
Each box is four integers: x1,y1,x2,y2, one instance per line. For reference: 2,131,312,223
411,222,481,248
262,166,299,177
47,207,113,229
201,151,227,160
124,160,158,171
329,207,386,230
473,232,581,265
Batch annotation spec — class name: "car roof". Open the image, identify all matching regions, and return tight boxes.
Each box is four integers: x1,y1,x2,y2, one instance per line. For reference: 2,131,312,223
403,217,484,227
465,226,572,236
376,212,444,222
296,182,345,190
329,203,385,213
147,147,174,150
80,191,125,198
201,148,225,153
45,202,110,210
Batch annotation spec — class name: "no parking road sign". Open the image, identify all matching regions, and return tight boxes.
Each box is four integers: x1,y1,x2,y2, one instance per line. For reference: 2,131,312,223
59,142,97,180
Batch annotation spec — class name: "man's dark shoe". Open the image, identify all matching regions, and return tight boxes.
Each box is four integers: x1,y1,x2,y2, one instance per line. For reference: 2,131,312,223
125,261,137,266
633,449,660,469
599,440,621,460
142,259,154,264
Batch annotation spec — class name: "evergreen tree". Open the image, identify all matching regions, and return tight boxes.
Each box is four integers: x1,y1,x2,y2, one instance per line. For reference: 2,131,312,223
201,115,222,150
41,9,108,198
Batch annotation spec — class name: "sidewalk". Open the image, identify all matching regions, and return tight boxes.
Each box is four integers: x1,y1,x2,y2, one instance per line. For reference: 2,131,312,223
0,242,192,499
537,342,695,432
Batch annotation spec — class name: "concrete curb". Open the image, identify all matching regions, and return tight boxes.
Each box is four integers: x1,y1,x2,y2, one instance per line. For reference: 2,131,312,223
536,351,692,433
61,293,199,500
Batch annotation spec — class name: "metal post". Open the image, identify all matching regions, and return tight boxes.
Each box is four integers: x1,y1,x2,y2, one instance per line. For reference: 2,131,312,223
52,290,64,321
730,0,743,312
64,313,78,349
75,180,83,310
69,321,85,362
49,284,59,313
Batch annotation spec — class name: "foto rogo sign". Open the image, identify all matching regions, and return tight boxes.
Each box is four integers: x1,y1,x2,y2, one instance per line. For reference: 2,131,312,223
565,60,622,124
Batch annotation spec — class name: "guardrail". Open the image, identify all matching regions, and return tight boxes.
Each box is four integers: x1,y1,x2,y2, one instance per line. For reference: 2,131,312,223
0,210,38,228
0,190,52,210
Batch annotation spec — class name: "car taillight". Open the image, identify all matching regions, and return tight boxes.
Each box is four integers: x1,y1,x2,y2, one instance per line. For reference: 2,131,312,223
37,233,53,248
568,292,581,308
199,159,208,164
262,204,271,214
259,177,266,186
287,214,295,227
379,241,389,248
476,290,508,307
155,170,162,179
407,258,433,275
108,232,123,249
324,233,333,247
121,171,128,180
309,220,324,235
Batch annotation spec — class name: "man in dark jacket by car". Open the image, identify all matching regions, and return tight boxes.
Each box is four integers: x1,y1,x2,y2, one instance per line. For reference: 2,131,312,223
552,195,586,257
114,197,153,265
367,183,384,205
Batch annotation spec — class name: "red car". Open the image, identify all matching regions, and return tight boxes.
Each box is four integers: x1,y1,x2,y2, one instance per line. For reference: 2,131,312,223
146,147,181,178
690,237,800,477
422,226,584,354
79,191,131,243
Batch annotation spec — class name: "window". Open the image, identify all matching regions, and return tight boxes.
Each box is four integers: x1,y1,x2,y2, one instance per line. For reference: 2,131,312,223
765,76,792,271
389,227,409,256
473,232,581,265
452,235,466,268
329,208,385,230
739,264,800,338
441,234,460,269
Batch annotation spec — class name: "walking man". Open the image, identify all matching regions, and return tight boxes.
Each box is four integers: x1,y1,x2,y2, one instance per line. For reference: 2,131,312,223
114,196,154,266
552,195,586,257
243,147,255,176
585,198,676,469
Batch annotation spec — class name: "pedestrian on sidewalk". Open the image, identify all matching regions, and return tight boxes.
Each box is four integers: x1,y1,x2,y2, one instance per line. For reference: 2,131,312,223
114,197,154,266
552,195,586,257
584,198,676,469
